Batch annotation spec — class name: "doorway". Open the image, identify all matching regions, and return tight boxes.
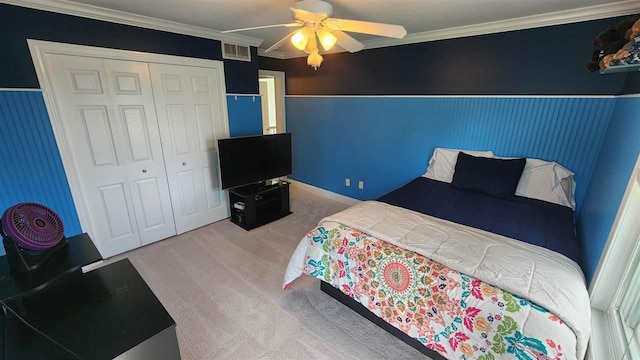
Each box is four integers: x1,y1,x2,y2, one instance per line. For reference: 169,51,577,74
258,70,286,134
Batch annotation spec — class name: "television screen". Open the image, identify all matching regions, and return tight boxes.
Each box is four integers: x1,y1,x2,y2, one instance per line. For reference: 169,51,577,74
218,133,292,189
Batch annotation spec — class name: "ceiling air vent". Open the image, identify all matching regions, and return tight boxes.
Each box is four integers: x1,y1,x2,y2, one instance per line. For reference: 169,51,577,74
222,43,251,62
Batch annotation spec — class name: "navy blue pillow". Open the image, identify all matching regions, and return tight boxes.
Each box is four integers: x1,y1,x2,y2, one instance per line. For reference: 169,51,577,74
452,152,526,199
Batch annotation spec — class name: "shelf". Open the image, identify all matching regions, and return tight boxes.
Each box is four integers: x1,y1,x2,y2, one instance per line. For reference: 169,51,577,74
600,64,640,74
228,181,290,230
600,36,640,74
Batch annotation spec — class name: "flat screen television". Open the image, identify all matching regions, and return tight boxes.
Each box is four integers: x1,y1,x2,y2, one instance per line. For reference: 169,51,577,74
218,133,292,189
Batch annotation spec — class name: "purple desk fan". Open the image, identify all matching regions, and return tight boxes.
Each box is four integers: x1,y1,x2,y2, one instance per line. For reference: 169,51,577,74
1,202,67,272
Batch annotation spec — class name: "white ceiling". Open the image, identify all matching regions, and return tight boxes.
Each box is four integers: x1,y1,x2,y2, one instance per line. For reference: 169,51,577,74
13,0,640,58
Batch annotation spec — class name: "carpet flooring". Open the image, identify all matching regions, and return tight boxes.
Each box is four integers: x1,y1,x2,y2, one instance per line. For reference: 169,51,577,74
104,185,431,360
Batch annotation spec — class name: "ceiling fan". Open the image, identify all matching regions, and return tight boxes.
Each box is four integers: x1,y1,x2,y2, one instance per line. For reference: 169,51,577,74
222,0,407,69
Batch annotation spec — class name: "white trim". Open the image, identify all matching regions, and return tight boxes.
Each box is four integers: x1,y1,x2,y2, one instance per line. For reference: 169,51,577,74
588,308,618,360
6,0,262,47
28,39,235,67
288,179,360,206
27,39,231,249
285,94,616,99
360,0,640,52
590,153,640,308
589,153,640,359
258,49,286,59
81,260,104,273
0,89,629,99
226,93,260,97
0,88,43,92
268,0,640,59
226,94,261,102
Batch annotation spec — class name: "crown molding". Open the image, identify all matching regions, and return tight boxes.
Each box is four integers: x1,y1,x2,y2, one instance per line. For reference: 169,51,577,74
273,0,640,59
258,49,286,59
4,0,263,47
363,0,640,51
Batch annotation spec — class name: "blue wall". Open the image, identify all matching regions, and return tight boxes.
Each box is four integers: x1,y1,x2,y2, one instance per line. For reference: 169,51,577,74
623,73,640,94
287,96,614,213
0,91,83,242
579,96,640,281
226,95,264,136
260,16,634,96
0,3,258,94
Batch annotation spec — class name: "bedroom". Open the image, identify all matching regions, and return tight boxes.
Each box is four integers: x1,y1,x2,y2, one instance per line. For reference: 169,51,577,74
0,0,639,359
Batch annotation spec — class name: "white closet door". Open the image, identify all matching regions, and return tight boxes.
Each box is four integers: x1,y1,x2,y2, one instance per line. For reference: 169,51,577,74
102,59,176,246
43,54,176,257
149,63,229,234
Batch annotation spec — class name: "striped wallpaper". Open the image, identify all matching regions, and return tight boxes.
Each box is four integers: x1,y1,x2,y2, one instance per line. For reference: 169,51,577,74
287,96,616,214
0,90,82,242
579,96,640,281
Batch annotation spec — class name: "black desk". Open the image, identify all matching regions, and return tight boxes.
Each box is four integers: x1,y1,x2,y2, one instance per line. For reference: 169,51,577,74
0,233,102,302
3,259,179,360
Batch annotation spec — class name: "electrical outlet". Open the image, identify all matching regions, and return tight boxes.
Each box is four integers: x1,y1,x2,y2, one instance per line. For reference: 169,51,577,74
358,181,364,189
345,178,350,186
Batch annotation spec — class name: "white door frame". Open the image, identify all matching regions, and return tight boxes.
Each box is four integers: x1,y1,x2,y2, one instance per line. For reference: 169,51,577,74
258,70,286,133
28,39,230,243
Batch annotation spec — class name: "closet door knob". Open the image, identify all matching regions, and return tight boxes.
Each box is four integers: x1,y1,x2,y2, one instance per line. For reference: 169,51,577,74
182,162,187,166
142,169,147,173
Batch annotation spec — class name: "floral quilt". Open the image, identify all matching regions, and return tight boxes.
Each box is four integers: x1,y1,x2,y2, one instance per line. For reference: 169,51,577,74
286,222,578,360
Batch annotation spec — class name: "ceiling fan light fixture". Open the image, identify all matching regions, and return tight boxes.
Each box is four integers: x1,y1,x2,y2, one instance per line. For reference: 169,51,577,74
227,0,407,69
304,32,318,54
291,28,309,51
307,51,323,70
317,28,337,51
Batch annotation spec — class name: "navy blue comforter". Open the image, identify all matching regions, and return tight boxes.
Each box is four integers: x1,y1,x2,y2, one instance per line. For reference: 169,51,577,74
377,177,581,265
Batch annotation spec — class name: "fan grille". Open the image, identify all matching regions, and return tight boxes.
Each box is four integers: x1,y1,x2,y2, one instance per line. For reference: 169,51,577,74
1,202,64,250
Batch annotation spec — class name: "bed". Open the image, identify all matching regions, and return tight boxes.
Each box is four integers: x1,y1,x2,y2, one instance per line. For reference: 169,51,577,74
284,148,590,360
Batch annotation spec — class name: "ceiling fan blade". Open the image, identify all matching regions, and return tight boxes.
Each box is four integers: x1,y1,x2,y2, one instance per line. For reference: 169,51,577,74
264,30,297,53
290,6,330,23
324,18,407,39
222,23,301,33
331,30,364,53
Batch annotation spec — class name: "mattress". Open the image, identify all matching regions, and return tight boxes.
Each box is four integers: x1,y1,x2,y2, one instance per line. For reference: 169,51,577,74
377,177,581,265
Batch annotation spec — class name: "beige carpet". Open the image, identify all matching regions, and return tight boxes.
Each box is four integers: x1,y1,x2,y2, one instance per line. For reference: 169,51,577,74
105,186,431,360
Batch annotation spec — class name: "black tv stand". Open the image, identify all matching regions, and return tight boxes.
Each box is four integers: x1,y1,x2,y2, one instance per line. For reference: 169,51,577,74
228,180,291,230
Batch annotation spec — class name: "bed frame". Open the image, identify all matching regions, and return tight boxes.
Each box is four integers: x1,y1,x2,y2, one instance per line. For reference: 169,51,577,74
320,281,447,360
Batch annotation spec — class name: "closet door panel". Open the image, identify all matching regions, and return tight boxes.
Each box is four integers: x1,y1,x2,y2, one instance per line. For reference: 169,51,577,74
149,63,229,234
43,53,141,257
103,59,177,246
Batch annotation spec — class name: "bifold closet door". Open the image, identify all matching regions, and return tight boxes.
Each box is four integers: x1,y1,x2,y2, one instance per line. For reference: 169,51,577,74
43,54,176,257
149,63,229,234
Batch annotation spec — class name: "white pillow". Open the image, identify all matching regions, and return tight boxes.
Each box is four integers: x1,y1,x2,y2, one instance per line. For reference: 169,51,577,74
423,148,494,183
513,158,576,209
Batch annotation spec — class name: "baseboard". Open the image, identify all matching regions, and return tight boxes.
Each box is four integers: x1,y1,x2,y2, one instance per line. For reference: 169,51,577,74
82,260,104,273
287,179,361,206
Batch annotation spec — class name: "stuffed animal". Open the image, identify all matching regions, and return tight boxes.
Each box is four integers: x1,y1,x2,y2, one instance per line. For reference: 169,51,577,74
586,50,601,72
628,18,640,40
586,15,640,72
592,25,624,48
607,18,640,69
